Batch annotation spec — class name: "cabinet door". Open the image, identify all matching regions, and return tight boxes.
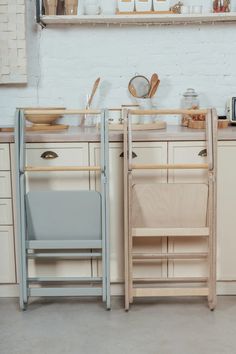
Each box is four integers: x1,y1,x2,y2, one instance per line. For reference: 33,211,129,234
168,141,208,278
0,226,16,283
89,142,168,283
26,143,89,191
0,144,10,171
0,172,11,198
217,142,236,280
0,199,13,225
25,143,91,278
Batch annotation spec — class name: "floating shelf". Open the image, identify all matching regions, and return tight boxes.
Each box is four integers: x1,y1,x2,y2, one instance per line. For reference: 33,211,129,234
40,12,236,26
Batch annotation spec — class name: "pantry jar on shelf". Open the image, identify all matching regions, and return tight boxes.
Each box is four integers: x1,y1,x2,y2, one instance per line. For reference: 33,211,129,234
213,0,230,12
117,0,135,12
181,88,200,127
135,0,152,12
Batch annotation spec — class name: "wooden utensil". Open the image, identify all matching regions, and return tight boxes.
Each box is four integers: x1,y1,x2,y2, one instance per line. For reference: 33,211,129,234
86,77,101,109
148,73,160,98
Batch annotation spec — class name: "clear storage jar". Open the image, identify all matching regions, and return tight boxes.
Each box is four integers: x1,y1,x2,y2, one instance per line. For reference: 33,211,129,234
181,88,199,126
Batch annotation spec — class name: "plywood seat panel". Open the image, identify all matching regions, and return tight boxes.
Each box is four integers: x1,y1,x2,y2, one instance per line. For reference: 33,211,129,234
132,183,208,229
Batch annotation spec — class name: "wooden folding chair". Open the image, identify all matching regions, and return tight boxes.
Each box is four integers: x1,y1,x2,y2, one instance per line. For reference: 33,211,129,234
123,108,218,311
15,108,110,310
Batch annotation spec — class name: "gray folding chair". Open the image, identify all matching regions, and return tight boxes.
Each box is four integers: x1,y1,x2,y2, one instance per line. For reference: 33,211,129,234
15,108,110,310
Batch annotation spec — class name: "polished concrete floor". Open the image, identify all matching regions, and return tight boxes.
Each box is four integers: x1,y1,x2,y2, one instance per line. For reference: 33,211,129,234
0,296,236,354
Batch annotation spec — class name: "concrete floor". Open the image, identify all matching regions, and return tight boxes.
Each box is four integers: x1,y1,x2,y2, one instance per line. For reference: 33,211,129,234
0,297,236,354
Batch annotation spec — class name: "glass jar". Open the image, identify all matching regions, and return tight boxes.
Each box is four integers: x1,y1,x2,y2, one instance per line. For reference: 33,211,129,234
213,0,230,13
84,0,101,15
181,88,199,126
183,88,199,110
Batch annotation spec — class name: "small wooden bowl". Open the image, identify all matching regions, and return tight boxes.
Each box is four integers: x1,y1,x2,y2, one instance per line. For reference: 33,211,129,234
24,107,65,126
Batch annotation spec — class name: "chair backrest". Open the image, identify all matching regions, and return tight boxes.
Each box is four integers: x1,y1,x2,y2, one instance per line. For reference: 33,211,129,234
132,183,208,228
26,190,102,240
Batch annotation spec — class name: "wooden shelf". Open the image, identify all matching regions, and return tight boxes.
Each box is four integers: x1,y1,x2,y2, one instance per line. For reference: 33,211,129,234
40,12,236,26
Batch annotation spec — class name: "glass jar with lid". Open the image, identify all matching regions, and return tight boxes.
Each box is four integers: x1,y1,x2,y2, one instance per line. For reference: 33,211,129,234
181,88,199,126
182,88,199,110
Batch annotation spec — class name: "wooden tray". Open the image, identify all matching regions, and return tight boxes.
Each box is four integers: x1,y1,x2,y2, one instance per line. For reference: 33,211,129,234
0,124,69,132
109,121,166,131
188,119,229,129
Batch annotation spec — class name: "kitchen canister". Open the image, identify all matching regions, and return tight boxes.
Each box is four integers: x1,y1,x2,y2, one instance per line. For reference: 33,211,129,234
136,98,154,124
117,0,135,12
65,0,78,14
135,0,152,12
84,0,101,15
153,0,170,12
43,0,58,15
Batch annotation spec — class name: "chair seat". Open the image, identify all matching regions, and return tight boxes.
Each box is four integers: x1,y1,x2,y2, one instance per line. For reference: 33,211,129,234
26,190,102,241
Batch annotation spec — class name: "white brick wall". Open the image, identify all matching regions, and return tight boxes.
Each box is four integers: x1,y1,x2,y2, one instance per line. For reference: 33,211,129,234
0,0,236,125
0,0,27,85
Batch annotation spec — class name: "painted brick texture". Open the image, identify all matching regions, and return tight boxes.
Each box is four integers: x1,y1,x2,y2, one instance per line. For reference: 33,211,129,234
0,0,27,84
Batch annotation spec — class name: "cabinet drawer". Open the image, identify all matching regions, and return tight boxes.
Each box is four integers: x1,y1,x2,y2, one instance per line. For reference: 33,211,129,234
0,144,10,171
0,226,16,283
0,172,11,198
25,143,89,191
168,141,208,183
0,199,13,225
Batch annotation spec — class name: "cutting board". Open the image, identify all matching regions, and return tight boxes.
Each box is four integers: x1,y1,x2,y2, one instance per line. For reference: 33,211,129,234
109,121,167,131
0,124,69,132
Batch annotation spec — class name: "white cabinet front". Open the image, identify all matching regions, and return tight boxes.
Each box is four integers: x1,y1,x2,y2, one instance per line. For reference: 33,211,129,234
168,141,208,278
0,144,10,171
26,143,89,191
25,142,91,278
90,142,168,283
0,226,16,283
217,142,236,280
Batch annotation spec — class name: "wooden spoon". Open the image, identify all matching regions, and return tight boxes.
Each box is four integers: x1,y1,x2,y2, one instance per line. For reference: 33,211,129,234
148,73,159,98
86,77,101,109
149,78,160,98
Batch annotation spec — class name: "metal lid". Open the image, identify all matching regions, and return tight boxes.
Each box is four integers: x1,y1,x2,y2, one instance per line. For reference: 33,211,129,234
183,88,198,97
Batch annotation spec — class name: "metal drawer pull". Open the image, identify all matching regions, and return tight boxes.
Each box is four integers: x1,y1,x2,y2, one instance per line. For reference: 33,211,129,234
41,151,58,160
198,149,207,157
120,151,137,159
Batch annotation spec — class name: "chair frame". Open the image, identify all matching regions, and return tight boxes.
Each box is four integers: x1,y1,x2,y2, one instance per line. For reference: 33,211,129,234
123,108,218,311
15,108,110,310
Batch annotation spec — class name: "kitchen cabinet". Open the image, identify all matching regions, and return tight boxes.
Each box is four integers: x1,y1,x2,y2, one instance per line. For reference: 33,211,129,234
0,144,10,171
0,144,16,285
90,142,168,282
0,226,16,283
25,143,89,191
168,141,208,278
217,141,236,281
2,136,236,296
25,142,92,279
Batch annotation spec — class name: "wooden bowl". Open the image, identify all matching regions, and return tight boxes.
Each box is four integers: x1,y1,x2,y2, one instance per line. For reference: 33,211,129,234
24,107,65,126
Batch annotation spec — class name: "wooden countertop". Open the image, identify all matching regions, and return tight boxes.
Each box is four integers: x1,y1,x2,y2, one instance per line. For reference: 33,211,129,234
1,125,236,143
